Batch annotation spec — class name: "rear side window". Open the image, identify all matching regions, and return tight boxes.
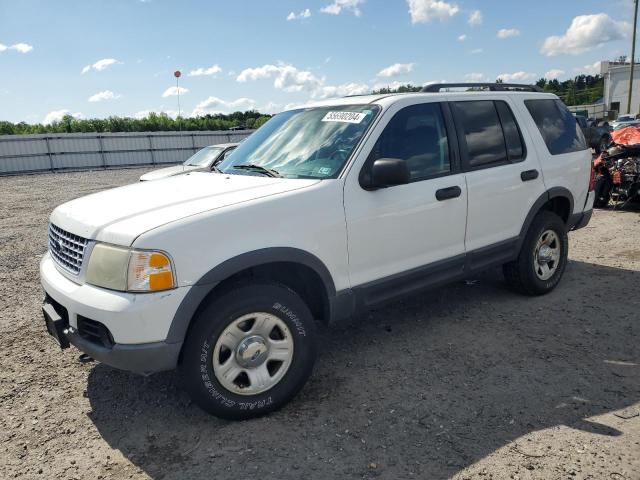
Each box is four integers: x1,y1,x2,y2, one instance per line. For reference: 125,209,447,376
451,100,525,169
525,99,588,155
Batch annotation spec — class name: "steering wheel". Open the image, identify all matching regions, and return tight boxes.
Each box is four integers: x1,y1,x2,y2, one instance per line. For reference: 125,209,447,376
329,148,350,163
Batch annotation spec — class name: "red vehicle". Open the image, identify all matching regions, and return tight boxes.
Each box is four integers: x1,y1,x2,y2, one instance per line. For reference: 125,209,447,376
593,127,640,208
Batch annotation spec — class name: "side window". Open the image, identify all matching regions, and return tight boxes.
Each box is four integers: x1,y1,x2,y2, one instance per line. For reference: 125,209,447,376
495,101,525,162
451,101,508,169
222,148,236,160
369,103,450,181
524,99,588,155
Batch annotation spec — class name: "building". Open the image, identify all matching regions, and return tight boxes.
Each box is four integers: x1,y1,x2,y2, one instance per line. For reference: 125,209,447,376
602,60,640,116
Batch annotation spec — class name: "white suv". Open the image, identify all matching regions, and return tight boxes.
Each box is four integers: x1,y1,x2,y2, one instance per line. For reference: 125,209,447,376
40,84,595,420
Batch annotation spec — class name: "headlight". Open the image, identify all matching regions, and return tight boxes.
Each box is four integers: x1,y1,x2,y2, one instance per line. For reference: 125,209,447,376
85,243,175,292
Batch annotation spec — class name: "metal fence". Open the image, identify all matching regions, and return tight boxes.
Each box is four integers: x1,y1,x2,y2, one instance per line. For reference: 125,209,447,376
0,130,254,175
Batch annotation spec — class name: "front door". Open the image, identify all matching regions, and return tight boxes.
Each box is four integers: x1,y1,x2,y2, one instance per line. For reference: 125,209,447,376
343,101,468,303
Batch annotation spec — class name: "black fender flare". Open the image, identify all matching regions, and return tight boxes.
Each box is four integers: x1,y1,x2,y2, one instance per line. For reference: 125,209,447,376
165,247,336,344
516,187,574,251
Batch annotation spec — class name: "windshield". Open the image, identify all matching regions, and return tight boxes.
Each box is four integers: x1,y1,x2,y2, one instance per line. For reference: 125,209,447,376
618,116,635,122
184,146,224,166
217,105,380,179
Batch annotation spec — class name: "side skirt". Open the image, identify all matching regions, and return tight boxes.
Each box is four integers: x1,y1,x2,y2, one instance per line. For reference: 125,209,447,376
330,237,519,323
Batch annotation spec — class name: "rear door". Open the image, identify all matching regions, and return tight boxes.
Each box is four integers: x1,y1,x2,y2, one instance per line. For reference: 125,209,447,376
450,99,546,254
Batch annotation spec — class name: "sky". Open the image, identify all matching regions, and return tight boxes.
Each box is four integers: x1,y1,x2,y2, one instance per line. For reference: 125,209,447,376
0,0,636,124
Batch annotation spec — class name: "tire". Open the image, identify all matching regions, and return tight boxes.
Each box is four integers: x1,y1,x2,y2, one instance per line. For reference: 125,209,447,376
179,283,317,420
593,176,611,208
595,136,610,154
503,211,568,296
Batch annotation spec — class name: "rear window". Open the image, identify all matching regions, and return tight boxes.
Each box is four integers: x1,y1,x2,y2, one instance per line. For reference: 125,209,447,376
525,99,587,155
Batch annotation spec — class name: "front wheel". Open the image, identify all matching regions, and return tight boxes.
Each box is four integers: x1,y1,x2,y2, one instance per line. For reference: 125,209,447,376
503,211,568,295
179,283,317,420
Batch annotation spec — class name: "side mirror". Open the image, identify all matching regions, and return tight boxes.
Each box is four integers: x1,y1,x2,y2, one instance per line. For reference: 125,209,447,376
362,158,410,190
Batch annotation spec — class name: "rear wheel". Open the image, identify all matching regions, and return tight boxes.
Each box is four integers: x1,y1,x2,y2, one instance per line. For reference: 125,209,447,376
503,211,568,295
179,283,317,420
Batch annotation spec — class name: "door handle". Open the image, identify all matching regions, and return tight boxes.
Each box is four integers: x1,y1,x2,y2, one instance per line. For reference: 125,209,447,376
521,169,539,182
435,186,462,201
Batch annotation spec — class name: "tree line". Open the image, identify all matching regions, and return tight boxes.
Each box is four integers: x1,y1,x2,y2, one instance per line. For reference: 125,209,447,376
0,73,607,135
0,111,271,136
372,74,605,106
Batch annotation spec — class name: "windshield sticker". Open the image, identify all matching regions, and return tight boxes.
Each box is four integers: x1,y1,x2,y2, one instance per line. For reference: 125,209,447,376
322,111,367,124
317,167,332,175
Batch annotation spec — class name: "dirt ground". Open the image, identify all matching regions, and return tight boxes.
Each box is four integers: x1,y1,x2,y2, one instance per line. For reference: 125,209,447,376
0,168,639,480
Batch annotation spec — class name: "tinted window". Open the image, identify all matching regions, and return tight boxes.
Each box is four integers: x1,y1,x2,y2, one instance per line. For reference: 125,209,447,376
525,99,588,155
369,103,450,181
495,101,525,162
452,101,508,168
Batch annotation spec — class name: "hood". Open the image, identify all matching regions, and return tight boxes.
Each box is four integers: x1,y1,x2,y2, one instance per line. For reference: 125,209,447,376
139,165,200,181
51,172,319,246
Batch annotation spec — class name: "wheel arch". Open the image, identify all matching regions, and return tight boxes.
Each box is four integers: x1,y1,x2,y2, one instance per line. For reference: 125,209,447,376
165,248,338,346
517,188,574,251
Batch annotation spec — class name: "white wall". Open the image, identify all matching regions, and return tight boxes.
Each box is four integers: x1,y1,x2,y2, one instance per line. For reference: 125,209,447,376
603,61,640,115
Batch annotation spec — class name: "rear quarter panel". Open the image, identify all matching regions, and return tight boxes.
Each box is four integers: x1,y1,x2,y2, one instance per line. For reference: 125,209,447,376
512,97,591,214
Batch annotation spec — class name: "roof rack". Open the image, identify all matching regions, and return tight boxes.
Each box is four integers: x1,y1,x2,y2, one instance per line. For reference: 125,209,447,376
421,83,543,93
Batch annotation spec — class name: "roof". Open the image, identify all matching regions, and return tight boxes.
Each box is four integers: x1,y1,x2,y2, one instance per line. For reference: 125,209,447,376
294,90,558,111
205,142,239,148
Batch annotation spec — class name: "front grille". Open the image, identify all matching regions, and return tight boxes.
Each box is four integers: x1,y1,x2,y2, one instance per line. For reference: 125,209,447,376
48,224,89,275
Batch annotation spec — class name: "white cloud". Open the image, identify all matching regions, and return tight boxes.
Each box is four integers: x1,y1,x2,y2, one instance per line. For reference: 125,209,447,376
408,0,459,23
261,102,282,114
162,86,189,98
188,64,222,77
497,71,536,82
497,28,520,39
284,102,307,111
458,34,467,42
377,62,415,78
236,64,322,92
320,0,364,16
287,8,312,21
468,10,482,26
43,110,84,124
372,80,414,91
0,42,33,53
8,43,33,53
313,82,370,99
545,69,565,80
192,97,257,116
541,13,631,56
577,61,602,75
88,90,121,102
470,48,483,54
81,58,121,74
465,72,487,82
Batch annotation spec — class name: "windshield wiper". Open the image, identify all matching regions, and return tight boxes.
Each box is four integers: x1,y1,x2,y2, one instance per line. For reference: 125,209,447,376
233,164,281,177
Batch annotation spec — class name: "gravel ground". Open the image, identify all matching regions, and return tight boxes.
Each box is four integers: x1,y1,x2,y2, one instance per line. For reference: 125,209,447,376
1,168,639,480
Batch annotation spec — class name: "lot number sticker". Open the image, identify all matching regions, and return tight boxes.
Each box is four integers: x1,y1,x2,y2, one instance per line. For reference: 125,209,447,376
322,111,367,124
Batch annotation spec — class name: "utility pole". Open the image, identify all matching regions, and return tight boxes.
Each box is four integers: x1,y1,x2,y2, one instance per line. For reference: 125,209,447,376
627,0,639,114
174,70,182,131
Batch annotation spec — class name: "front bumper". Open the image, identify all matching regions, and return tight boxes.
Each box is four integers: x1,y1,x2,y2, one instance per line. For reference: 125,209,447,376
40,253,188,374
